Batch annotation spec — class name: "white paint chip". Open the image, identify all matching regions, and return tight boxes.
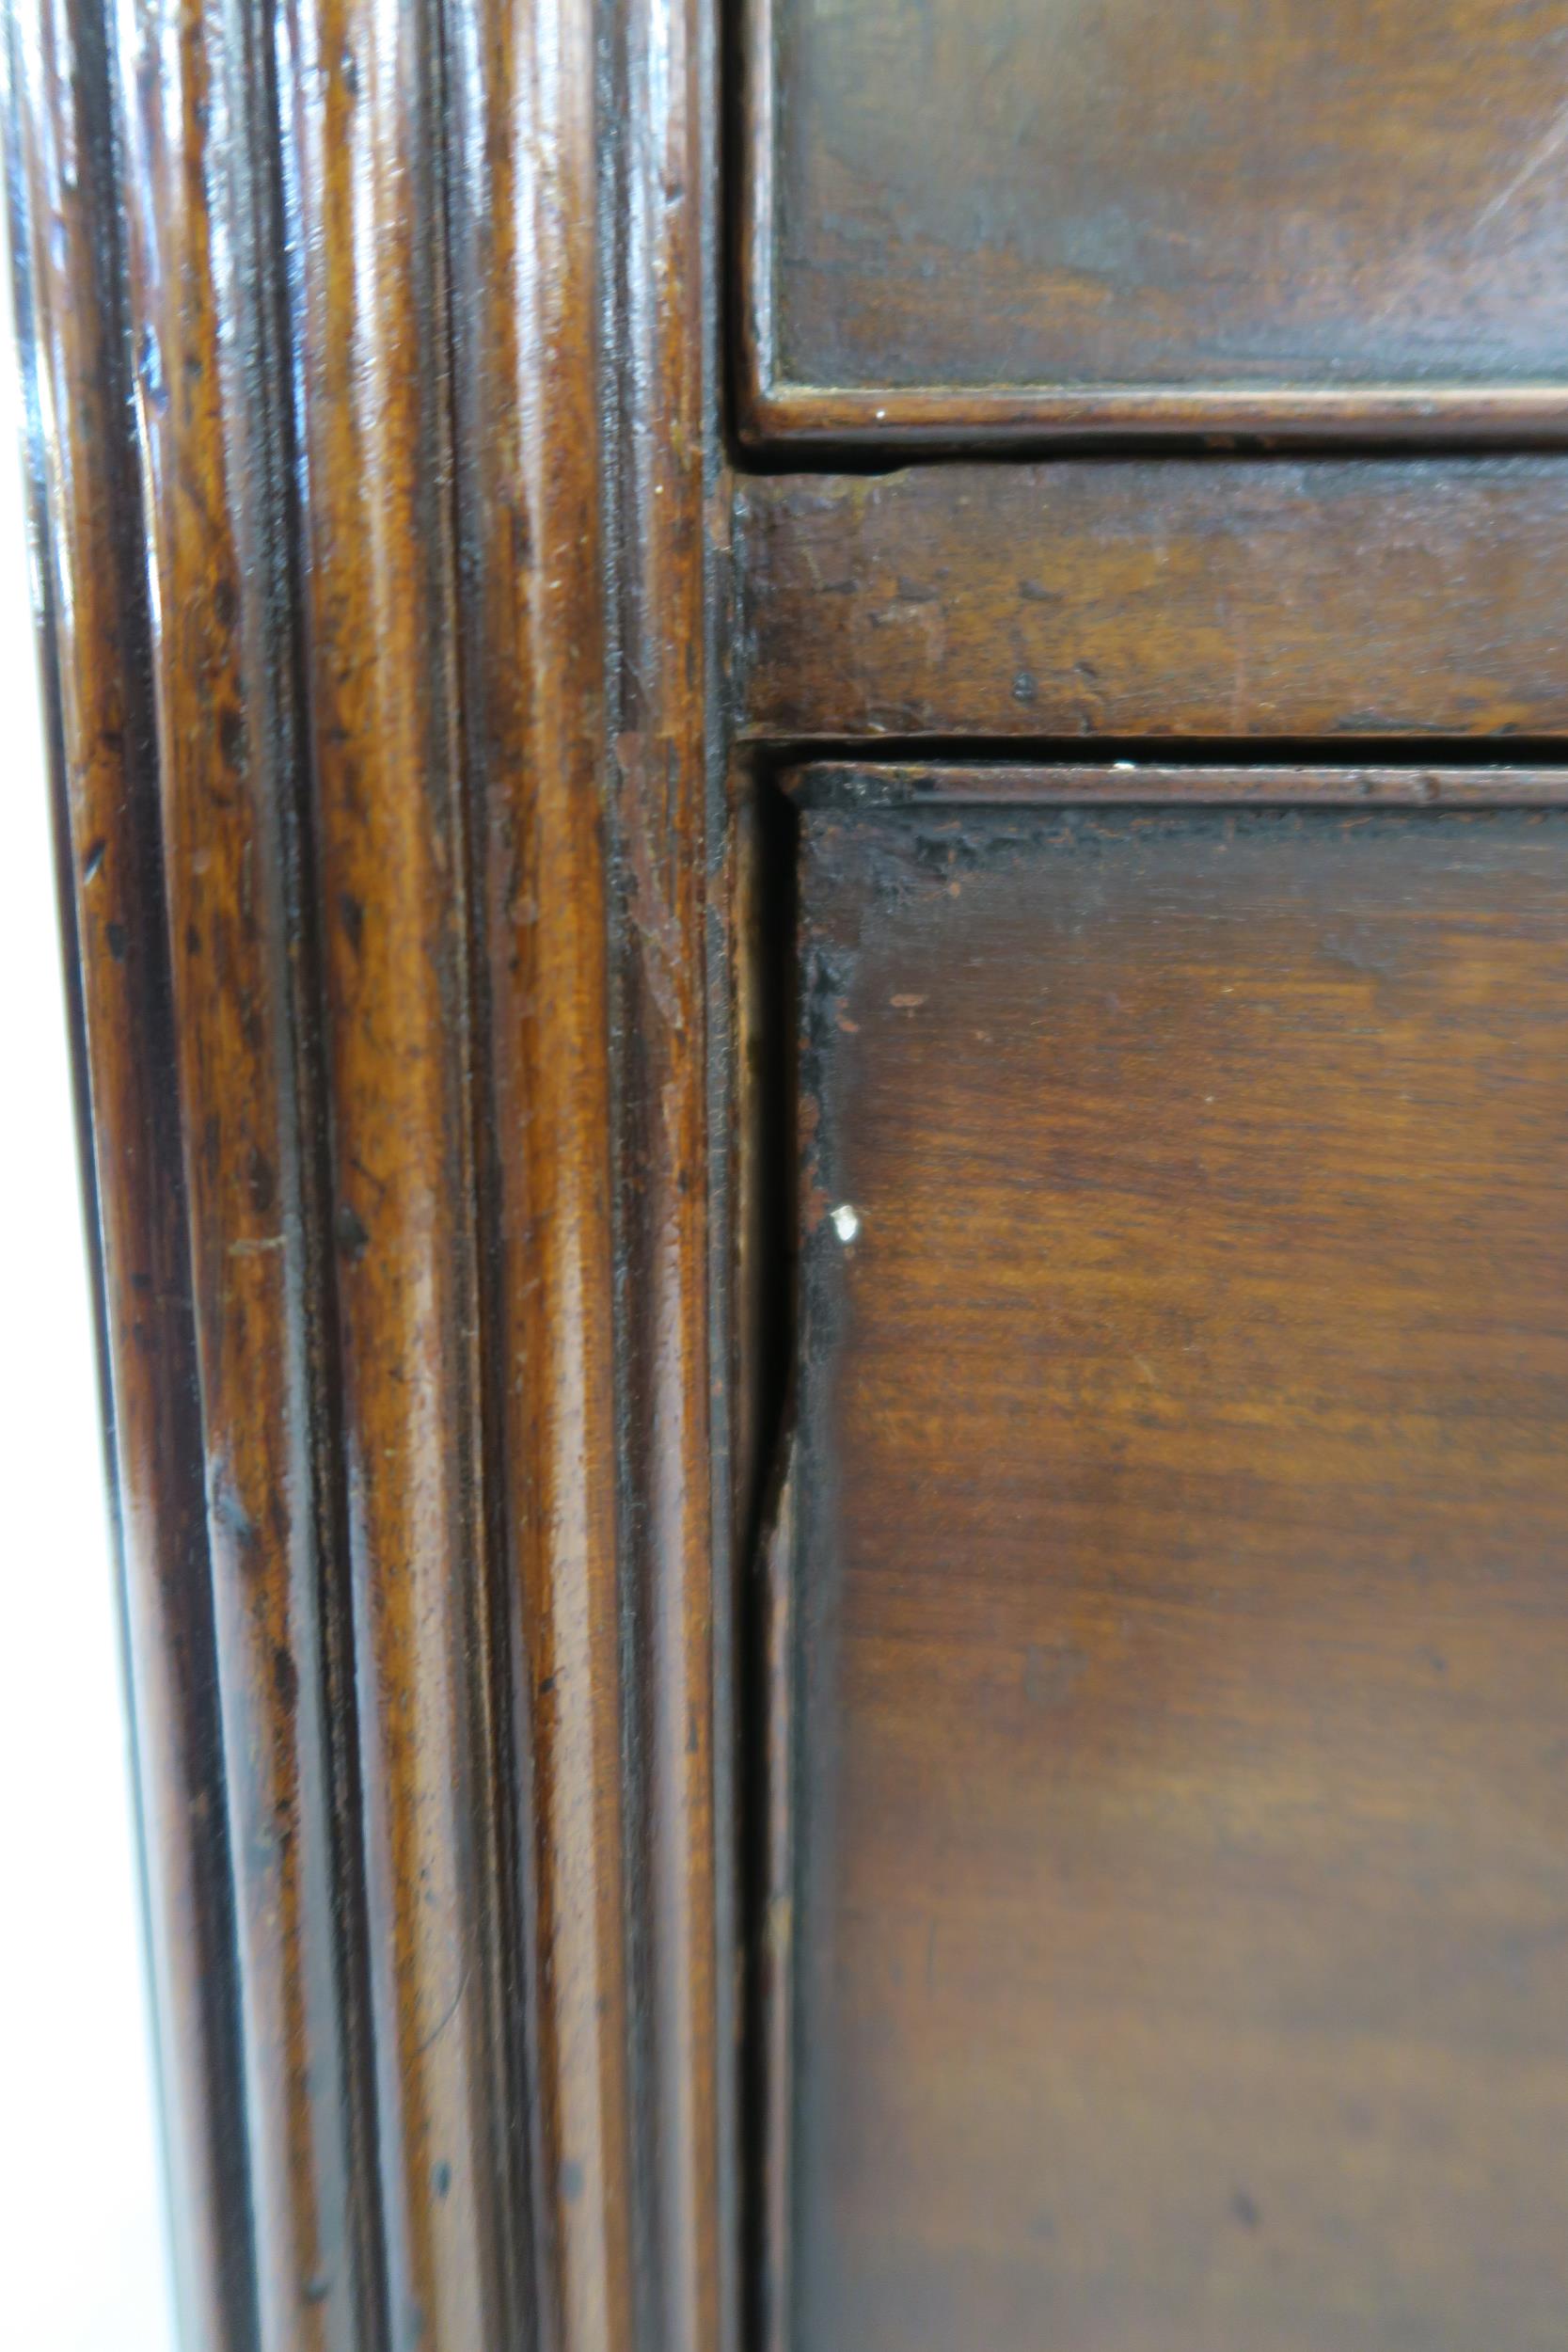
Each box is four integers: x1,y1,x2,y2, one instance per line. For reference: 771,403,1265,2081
831,1203,862,1245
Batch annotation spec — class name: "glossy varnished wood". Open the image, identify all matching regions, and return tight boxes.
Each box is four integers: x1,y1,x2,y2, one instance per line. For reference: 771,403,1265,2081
4,5,257,2344
447,3,634,2342
113,1,375,2340
15,0,1568,2342
739,0,1568,444
738,460,1568,741
7,0,731,2344
603,0,729,2338
279,6,522,2340
446,0,728,2343
790,785,1568,2352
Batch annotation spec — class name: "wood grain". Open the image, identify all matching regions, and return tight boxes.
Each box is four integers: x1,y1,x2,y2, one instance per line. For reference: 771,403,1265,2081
279,2,518,2341
10,0,736,2342
792,797,1568,2352
448,0,731,2344
605,0,729,2344
113,1,376,2340
739,460,1568,742
446,2,635,2344
33,0,1568,2343
739,0,1568,444
4,0,257,2342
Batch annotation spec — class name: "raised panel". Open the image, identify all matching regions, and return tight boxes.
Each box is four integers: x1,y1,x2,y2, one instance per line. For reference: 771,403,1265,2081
785,779,1568,2350
740,0,1568,442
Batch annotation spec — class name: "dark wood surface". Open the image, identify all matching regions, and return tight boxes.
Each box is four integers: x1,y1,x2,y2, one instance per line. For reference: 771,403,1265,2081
793,762,1568,809
791,790,1568,2352
14,0,1568,2342
738,458,1568,742
6,0,730,2348
115,0,382,2339
447,0,728,2340
740,0,1568,442
5,6,257,2342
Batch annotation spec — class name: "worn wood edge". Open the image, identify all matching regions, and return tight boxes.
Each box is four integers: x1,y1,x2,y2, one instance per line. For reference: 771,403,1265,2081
786,763,1568,809
778,812,865,2352
111,2,383,2341
2,2,260,2343
732,0,775,446
732,0,1568,452
729,764,768,1606
726,746,801,2352
706,722,744,2352
608,0,729,2344
736,461,1568,742
754,1425,798,2352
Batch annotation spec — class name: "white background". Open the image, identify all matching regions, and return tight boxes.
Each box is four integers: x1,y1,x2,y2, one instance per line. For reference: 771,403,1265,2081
0,243,177,2347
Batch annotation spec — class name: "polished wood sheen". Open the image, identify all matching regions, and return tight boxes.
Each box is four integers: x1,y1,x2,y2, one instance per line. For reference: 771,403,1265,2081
13,0,1568,2342
740,0,1568,442
5,0,728,2345
4,6,256,2340
791,787,1568,2352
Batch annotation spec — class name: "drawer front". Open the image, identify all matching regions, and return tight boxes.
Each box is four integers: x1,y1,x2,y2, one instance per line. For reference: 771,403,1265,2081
741,0,1568,441
785,783,1568,2352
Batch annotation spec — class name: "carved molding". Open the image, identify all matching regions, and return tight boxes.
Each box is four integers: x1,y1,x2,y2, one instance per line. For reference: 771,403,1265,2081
5,2,729,2346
